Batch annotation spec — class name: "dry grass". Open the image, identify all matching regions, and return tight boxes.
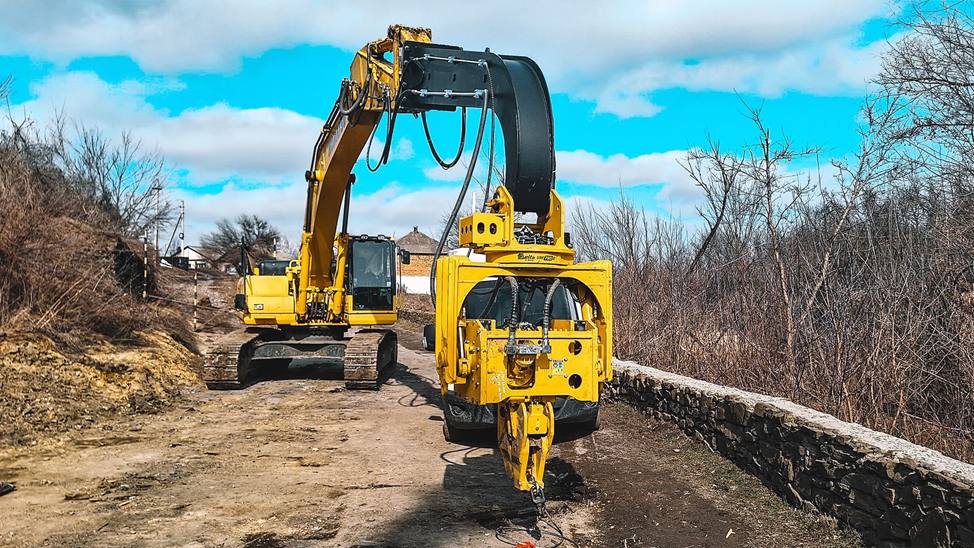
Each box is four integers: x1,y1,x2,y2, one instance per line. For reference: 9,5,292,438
573,174,974,463
0,82,202,449
0,102,191,343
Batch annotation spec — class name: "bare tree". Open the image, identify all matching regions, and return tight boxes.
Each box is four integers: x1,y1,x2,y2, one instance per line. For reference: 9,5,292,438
0,76,10,103
680,140,745,274
60,125,172,237
878,2,974,186
201,214,282,261
570,89,974,461
0,94,185,338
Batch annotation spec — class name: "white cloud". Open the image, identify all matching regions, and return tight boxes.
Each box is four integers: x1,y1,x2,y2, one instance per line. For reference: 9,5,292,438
177,181,306,246
392,138,414,161
593,93,663,119
151,103,320,181
364,137,416,163
0,1,895,117
16,71,322,183
15,71,417,184
0,1,890,73
556,149,700,202
175,180,463,246
592,35,895,116
419,149,702,207
422,153,478,182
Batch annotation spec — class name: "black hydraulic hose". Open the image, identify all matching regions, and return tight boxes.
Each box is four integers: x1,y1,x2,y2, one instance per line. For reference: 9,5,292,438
309,45,373,179
481,101,496,210
466,65,497,259
379,91,400,165
337,78,365,116
541,278,561,351
429,90,490,303
338,45,373,116
365,91,398,172
504,276,519,350
308,128,325,175
423,107,466,169
476,277,504,319
480,62,497,213
364,112,383,172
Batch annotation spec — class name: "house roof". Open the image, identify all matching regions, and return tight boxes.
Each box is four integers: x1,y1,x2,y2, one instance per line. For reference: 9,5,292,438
396,226,437,254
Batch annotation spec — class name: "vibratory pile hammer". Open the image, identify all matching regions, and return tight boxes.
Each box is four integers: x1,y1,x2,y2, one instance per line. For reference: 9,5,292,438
206,24,613,499
435,187,613,501
401,35,614,499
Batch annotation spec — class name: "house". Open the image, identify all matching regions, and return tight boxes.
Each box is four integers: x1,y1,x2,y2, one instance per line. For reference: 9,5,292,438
396,227,437,294
395,227,484,294
181,245,216,270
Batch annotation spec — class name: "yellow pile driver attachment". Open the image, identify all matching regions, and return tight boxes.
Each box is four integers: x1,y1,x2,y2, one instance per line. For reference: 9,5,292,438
434,187,613,495
406,35,613,497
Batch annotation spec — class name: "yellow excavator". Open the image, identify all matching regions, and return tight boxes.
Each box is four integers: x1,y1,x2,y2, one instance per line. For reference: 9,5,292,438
204,25,613,501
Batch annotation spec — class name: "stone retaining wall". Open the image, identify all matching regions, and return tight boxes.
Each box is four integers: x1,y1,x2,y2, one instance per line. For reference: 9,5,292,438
607,360,974,547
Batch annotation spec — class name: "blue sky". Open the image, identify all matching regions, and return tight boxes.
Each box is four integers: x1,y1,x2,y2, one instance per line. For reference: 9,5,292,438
0,1,903,246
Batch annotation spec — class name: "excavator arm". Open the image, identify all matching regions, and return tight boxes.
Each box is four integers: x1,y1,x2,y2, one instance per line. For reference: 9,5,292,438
293,24,561,325
297,25,432,320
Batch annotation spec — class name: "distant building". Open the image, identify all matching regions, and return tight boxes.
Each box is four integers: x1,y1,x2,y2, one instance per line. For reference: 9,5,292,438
182,245,216,270
395,227,485,293
396,227,437,294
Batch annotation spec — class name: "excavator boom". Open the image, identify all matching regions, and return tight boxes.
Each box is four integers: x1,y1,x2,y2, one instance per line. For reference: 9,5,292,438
300,26,433,312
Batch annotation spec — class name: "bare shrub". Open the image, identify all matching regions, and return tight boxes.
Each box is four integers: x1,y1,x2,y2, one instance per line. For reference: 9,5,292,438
573,105,974,462
0,94,185,340
571,2,974,462
201,214,283,266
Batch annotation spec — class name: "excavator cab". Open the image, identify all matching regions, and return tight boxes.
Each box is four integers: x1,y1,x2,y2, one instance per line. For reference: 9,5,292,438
347,236,397,311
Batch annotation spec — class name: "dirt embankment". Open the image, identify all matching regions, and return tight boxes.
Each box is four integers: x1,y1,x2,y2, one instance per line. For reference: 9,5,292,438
0,329,201,452
0,265,248,455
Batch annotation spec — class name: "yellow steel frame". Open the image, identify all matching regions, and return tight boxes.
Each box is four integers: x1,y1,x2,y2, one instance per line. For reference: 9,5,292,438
434,187,613,491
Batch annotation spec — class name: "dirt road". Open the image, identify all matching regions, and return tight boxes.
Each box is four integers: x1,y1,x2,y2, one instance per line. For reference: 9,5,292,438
0,338,858,547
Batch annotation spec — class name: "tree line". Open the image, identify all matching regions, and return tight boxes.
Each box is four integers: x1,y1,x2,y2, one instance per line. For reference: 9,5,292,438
572,3,974,461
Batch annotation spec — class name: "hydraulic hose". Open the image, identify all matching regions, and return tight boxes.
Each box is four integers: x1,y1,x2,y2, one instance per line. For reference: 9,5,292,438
541,278,561,351
338,45,373,116
365,91,398,172
504,276,519,351
422,107,466,169
429,89,490,302
480,62,497,212
467,64,497,259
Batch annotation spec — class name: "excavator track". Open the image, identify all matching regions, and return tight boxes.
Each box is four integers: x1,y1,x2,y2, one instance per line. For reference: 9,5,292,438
202,332,260,390
202,329,397,390
343,329,398,390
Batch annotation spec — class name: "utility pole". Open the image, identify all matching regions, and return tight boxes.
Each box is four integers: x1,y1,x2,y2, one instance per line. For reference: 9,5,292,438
152,177,163,261
178,200,186,256
193,269,198,332
142,228,149,300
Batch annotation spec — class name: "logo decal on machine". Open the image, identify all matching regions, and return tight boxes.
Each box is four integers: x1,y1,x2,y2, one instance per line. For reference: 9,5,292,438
516,253,556,262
